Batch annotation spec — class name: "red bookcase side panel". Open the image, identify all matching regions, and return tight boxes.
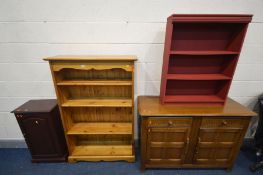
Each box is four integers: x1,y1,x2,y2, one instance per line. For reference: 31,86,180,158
160,19,174,104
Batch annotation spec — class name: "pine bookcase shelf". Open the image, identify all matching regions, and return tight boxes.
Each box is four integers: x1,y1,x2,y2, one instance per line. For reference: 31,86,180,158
71,145,133,156
67,123,132,135
160,14,252,104
57,80,132,86
44,55,137,163
61,99,133,107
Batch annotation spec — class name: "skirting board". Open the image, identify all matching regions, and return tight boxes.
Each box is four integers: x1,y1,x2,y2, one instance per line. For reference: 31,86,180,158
0,138,253,148
0,139,140,148
0,139,27,148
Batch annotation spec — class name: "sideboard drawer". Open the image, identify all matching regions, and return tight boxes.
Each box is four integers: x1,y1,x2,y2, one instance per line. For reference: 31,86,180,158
201,118,247,129
147,118,192,128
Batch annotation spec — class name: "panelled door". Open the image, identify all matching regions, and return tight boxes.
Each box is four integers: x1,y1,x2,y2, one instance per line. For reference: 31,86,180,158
18,115,58,157
146,118,192,165
194,117,248,166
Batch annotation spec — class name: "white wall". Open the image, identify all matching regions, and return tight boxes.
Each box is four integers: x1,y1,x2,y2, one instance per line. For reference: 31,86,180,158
0,0,263,141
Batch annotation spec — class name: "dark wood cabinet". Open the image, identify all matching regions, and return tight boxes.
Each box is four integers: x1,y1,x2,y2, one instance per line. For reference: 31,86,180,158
12,99,68,162
138,96,256,171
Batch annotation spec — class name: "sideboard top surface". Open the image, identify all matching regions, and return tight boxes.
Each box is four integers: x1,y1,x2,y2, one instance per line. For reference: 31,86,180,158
138,96,257,117
44,55,137,61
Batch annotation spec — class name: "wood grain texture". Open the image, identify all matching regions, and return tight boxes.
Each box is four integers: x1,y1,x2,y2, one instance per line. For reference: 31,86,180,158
59,85,132,99
71,145,132,156
67,123,132,135
62,99,132,107
45,56,136,162
138,95,255,170
138,96,257,117
52,63,134,72
68,155,135,163
57,80,132,86
64,107,132,122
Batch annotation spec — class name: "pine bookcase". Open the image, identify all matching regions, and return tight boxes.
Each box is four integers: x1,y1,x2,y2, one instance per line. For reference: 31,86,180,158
160,14,252,104
44,55,137,162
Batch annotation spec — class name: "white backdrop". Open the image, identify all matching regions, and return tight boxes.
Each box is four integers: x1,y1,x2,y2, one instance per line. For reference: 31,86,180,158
0,0,263,141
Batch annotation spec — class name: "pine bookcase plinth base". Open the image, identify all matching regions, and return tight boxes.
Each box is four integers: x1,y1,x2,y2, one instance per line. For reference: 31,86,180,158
68,155,135,163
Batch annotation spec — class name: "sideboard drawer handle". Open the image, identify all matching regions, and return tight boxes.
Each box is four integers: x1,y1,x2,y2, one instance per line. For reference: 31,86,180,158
222,120,228,126
168,121,173,126
35,121,39,125
148,121,152,126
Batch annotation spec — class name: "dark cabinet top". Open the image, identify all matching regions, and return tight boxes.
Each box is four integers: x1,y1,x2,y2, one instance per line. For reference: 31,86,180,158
11,99,57,114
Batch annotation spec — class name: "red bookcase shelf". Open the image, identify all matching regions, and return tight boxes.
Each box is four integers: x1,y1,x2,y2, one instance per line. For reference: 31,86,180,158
164,95,224,103
166,74,231,80
160,14,252,105
169,51,239,55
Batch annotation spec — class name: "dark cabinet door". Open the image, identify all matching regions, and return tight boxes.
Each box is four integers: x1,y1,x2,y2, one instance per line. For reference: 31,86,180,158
18,115,59,157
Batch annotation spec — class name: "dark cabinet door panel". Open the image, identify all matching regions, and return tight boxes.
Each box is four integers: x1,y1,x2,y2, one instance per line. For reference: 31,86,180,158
21,117,58,157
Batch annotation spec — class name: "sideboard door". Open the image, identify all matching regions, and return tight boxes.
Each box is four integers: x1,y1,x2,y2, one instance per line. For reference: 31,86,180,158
193,117,249,166
146,127,191,165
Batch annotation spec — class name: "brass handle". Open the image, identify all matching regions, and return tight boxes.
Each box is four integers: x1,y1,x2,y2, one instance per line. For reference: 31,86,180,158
184,137,190,154
222,120,228,126
35,121,39,125
148,128,151,132
148,121,152,126
195,137,201,154
168,120,173,126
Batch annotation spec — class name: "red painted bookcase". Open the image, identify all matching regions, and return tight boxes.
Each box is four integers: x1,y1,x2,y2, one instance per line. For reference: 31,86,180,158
160,14,252,105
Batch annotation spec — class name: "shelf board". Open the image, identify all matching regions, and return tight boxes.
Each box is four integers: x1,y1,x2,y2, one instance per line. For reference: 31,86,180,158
67,123,132,135
164,95,224,103
71,145,133,156
166,74,231,80
61,99,132,107
170,50,239,55
57,80,132,86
